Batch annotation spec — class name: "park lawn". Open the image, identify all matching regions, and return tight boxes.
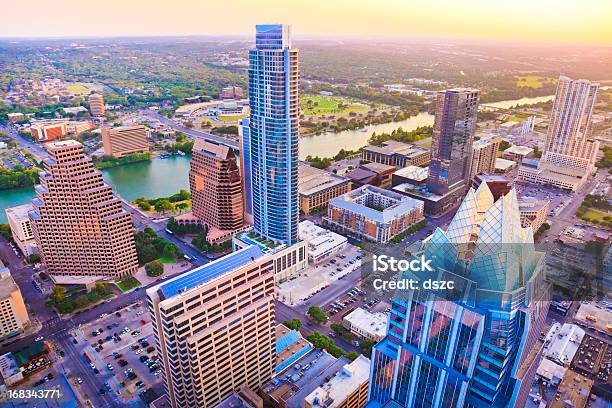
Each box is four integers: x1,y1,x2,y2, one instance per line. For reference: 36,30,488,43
66,83,91,95
218,113,247,122
116,276,142,292
301,94,368,117
582,208,609,222
158,257,177,264
515,75,555,88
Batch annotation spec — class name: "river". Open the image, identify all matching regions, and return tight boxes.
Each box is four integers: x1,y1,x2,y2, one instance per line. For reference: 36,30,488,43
0,94,559,222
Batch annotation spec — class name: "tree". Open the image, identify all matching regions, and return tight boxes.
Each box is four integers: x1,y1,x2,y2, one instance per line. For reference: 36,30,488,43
163,243,178,259
50,286,67,303
359,339,376,355
154,199,174,214
499,140,512,151
346,352,360,361
283,319,302,331
308,306,328,324
74,295,89,309
145,260,164,277
26,254,41,264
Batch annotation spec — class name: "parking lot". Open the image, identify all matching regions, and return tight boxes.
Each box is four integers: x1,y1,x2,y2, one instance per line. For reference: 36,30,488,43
514,181,571,218
71,301,161,401
277,245,363,305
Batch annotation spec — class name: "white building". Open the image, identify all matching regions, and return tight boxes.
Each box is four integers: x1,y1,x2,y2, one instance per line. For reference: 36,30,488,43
0,353,23,386
343,307,388,342
298,221,347,264
5,204,38,256
543,323,585,366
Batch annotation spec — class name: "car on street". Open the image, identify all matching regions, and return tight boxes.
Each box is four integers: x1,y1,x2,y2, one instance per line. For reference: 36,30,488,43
35,336,44,342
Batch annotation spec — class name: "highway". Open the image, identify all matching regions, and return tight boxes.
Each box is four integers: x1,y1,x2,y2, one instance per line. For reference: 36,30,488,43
0,124,48,162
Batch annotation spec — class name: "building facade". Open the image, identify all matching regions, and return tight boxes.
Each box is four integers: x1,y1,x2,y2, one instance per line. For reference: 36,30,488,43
190,139,244,232
362,141,430,168
29,120,68,142
248,24,299,245
468,135,500,179
0,262,30,344
146,245,276,408
239,118,254,224
101,125,150,158
29,140,138,280
220,86,244,100
367,183,549,408
88,93,106,117
427,89,480,196
519,197,550,232
5,203,38,256
299,163,352,214
325,185,424,244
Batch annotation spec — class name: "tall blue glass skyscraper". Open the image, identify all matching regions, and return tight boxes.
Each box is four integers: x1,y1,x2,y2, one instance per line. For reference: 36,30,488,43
367,183,549,408
248,24,299,245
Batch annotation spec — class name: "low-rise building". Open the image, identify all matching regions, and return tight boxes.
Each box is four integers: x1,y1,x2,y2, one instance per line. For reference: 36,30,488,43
5,204,38,256
342,307,388,342
519,197,550,232
325,185,424,244
518,159,587,191
67,120,94,135
362,140,430,168
346,162,396,189
101,125,150,158
303,355,370,408
543,323,585,367
0,262,30,345
391,165,428,187
298,221,347,264
6,113,25,123
29,120,68,142
503,145,534,164
494,157,517,174
220,86,244,100
0,353,23,386
298,163,352,214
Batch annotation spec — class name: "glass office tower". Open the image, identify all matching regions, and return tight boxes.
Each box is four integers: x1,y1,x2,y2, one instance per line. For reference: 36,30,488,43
367,182,549,408
248,24,299,245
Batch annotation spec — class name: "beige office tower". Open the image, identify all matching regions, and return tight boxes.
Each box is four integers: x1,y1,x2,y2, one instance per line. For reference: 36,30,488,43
88,93,106,117
146,245,275,408
468,134,501,179
190,139,243,232
29,140,138,280
101,125,150,158
0,262,30,344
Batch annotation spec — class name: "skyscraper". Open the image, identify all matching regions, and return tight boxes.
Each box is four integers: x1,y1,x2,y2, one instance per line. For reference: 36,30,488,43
29,140,138,280
427,89,480,195
239,118,254,224
146,245,276,408
190,139,244,232
248,24,299,245
367,183,549,408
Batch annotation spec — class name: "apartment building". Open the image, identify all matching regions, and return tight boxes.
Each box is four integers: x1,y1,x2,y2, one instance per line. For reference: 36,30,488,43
5,203,37,256
362,140,430,168
298,163,351,214
468,134,501,179
0,262,30,344
519,197,550,232
101,125,150,158
146,245,276,408
220,86,244,99
29,140,138,280
88,93,105,116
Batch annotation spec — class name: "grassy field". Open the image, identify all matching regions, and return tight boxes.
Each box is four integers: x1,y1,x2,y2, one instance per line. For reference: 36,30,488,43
515,76,555,88
116,276,142,292
301,94,368,116
582,208,609,223
66,82,104,96
158,257,177,264
218,113,247,122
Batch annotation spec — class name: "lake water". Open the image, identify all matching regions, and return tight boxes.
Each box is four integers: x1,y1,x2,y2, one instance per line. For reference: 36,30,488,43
0,94,562,221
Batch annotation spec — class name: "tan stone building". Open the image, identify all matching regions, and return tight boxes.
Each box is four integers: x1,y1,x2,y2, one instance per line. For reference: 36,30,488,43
101,125,150,158
519,197,550,232
0,262,30,344
29,120,68,142
88,93,105,117
298,163,351,214
468,134,501,179
5,203,38,256
30,140,138,280
146,245,276,408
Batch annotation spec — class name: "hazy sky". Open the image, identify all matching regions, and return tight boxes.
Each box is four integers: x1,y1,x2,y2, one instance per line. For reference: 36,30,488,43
2,0,611,43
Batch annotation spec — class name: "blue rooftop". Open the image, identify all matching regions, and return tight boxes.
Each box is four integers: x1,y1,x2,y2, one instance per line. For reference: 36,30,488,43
276,330,300,354
158,245,264,300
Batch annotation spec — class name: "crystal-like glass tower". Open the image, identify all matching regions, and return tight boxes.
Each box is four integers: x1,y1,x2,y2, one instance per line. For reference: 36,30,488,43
367,182,549,408
248,24,299,245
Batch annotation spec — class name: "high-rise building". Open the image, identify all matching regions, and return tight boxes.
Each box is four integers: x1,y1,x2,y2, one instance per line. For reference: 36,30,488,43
220,86,244,100
5,203,38,256
88,93,105,117
427,88,480,196
29,140,138,280
101,125,150,158
146,245,276,408
519,76,600,191
239,118,254,224
248,24,299,245
367,183,549,408
468,134,501,179
0,261,30,344
190,139,244,232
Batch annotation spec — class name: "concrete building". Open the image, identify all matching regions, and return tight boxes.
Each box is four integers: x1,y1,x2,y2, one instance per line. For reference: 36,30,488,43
342,308,388,342
470,174,512,201
519,197,550,232
519,76,600,191
346,162,396,189
503,145,533,164
220,86,244,100
325,185,424,244
5,203,38,256
29,120,68,142
304,355,370,408
190,139,244,234
0,262,30,345
0,353,23,386
468,134,500,179
391,166,428,187
67,120,94,135
298,163,351,214
30,140,138,281
495,157,517,174
7,113,25,123
543,323,585,367
298,220,347,264
146,245,276,408
362,141,430,168
88,93,105,117
101,125,150,158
